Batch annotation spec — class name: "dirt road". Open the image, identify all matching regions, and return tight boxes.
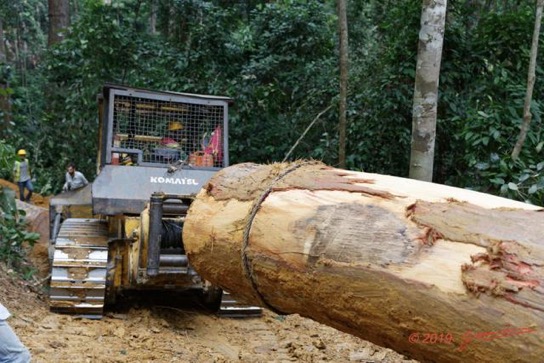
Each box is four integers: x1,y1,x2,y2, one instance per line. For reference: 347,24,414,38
1,264,415,363
1,179,416,362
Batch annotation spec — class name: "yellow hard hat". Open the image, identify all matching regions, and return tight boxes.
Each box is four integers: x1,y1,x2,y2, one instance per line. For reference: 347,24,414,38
120,153,133,166
168,121,183,131
17,149,27,156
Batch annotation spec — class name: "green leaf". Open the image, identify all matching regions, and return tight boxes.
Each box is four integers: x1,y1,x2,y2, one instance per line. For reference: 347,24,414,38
507,182,518,191
507,106,518,118
489,177,505,185
528,184,538,194
492,130,501,140
23,232,40,241
476,162,489,170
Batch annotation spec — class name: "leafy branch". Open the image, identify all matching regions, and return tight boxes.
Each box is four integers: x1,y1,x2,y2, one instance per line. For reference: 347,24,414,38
0,187,40,268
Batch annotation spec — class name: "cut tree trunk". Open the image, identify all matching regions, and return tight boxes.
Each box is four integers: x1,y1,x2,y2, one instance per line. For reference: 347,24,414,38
48,0,70,46
183,161,544,363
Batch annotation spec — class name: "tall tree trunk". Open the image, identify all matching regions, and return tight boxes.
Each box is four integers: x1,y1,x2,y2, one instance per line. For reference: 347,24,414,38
246,0,252,23
511,0,543,160
15,18,23,81
168,2,175,41
48,0,70,47
0,82,11,137
0,19,5,62
0,18,8,135
337,0,348,168
13,25,19,67
72,0,79,18
150,0,158,34
184,161,544,363
409,0,447,182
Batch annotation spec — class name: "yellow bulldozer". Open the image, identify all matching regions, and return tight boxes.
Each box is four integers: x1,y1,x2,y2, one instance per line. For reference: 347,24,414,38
47,84,260,318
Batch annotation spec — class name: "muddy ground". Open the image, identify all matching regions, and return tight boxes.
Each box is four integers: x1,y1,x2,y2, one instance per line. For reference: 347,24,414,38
1,269,417,363
1,179,417,363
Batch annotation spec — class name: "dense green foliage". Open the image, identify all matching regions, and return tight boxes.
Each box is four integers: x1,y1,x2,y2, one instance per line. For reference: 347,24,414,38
0,0,543,206
0,140,16,180
0,187,39,268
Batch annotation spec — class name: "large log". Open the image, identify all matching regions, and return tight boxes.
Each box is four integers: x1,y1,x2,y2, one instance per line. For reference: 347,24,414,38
183,161,544,363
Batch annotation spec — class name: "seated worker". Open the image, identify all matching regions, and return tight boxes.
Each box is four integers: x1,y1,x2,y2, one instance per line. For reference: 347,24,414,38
0,302,31,362
62,162,89,192
161,121,184,149
157,121,186,163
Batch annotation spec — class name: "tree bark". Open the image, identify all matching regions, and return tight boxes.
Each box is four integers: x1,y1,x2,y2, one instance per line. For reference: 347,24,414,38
0,19,6,62
409,0,447,182
0,21,11,137
511,0,543,160
48,0,70,47
150,0,158,34
337,0,348,168
184,161,544,363
0,81,12,137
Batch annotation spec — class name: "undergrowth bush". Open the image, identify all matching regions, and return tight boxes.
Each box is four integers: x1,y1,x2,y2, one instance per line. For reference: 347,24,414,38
0,187,40,270
0,140,15,181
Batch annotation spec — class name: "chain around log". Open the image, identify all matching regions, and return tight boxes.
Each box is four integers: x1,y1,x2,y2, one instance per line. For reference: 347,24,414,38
241,160,319,314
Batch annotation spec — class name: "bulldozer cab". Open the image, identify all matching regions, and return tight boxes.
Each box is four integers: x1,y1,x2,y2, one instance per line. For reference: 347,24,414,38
98,83,230,169
93,84,232,215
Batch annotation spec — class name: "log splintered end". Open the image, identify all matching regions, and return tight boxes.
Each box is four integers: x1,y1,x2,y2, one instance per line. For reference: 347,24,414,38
406,199,544,311
418,227,443,246
461,241,544,311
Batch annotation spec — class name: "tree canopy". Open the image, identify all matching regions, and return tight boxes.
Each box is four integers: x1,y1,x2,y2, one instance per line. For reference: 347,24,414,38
0,0,543,206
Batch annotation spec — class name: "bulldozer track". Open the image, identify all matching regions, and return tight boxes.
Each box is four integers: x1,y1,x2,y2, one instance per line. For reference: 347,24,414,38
218,291,262,318
49,219,261,319
49,218,109,319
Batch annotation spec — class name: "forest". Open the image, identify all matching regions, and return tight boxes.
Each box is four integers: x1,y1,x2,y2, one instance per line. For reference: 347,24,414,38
0,2,543,362
0,0,543,205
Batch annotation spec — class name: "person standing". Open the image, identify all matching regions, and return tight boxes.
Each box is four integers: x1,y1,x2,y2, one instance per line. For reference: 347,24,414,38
12,150,33,202
62,162,89,192
0,302,31,363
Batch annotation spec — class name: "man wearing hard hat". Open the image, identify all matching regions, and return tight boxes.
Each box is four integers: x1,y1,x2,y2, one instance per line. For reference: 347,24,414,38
12,149,33,202
161,121,184,148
